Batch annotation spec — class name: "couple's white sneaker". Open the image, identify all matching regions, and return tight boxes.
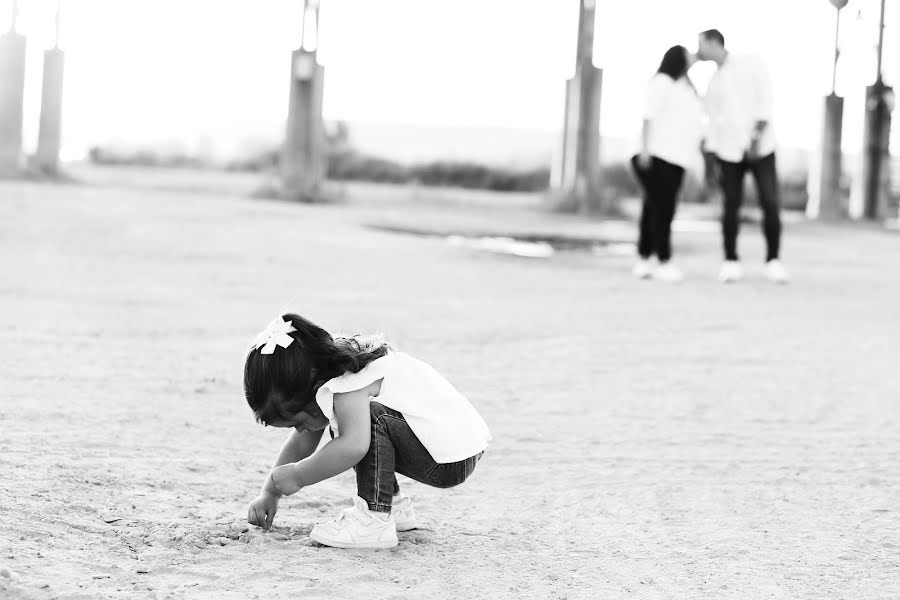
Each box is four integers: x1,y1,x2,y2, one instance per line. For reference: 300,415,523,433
718,260,790,284
632,259,683,283
764,259,791,284
717,260,744,283
632,258,654,279
309,494,418,549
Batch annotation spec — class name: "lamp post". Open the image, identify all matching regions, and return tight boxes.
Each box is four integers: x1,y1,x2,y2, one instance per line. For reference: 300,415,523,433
552,0,604,214
861,0,893,220
0,0,27,176
281,0,326,201
809,0,849,219
36,0,66,175
830,0,848,95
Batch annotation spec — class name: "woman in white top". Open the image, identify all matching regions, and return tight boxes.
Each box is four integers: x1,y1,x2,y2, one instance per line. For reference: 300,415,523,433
632,45,703,283
243,313,491,549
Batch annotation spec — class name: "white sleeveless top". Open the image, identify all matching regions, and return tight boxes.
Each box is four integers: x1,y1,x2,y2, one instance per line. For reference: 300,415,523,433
315,351,492,463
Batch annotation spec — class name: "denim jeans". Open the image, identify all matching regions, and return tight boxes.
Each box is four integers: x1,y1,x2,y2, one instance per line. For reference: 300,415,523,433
351,402,484,513
631,155,686,262
717,152,782,262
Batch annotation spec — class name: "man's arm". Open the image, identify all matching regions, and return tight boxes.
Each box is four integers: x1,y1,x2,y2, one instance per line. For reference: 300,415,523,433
637,119,652,166
751,57,774,145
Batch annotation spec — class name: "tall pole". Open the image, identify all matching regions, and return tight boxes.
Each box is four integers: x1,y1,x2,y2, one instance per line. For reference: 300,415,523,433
0,0,26,176
36,0,66,174
54,0,61,48
314,0,320,42
298,0,308,48
831,7,841,94
861,0,893,220
875,0,885,83
553,0,604,214
810,0,848,219
281,0,326,201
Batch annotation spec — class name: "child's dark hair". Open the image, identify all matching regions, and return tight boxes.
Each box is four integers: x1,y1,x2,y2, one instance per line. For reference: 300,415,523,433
243,313,390,426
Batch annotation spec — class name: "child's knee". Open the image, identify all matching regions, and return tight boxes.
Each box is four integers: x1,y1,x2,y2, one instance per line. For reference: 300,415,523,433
428,479,459,490
428,471,468,489
428,452,483,488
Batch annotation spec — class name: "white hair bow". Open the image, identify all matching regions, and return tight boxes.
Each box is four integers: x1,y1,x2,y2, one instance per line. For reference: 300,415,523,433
253,317,297,355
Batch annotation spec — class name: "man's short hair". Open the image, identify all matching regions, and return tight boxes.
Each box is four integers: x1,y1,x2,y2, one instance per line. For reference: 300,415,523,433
700,29,725,47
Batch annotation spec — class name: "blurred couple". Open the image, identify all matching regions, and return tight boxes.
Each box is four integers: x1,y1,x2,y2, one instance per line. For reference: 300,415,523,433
631,29,790,284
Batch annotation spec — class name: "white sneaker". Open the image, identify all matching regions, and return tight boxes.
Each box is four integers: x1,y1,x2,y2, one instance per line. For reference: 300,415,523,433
392,494,418,532
764,259,790,284
309,496,398,549
632,258,654,279
718,260,743,283
653,262,683,283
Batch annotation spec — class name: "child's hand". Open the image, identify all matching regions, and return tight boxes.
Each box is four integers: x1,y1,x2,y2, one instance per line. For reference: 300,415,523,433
271,463,303,496
247,492,279,531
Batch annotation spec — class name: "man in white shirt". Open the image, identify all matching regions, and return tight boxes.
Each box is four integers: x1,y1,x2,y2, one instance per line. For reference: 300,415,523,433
697,29,790,284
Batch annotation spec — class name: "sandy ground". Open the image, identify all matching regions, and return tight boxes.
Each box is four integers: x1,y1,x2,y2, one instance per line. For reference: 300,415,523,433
1,169,899,599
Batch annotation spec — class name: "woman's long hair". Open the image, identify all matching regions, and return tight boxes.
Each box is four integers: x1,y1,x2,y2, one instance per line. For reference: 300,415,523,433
657,45,689,81
243,313,390,425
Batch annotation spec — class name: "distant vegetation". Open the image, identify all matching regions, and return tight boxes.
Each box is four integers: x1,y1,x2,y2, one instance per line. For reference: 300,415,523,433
87,146,207,169
220,123,552,192
327,153,551,193
87,121,813,207
88,122,553,193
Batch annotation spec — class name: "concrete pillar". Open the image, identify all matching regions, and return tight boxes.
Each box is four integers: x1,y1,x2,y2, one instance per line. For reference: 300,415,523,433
861,82,894,220
560,66,603,213
554,0,604,213
0,31,26,177
281,48,325,201
36,47,65,174
808,94,845,219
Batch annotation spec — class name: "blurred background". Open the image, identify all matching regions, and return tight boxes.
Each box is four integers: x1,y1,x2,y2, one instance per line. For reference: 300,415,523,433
0,0,896,211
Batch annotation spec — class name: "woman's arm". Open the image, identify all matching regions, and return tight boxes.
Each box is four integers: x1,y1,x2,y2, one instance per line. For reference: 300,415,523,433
640,119,651,155
261,428,325,496
271,387,373,495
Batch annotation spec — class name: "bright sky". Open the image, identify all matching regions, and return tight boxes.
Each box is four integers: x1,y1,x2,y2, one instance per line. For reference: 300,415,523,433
0,0,895,160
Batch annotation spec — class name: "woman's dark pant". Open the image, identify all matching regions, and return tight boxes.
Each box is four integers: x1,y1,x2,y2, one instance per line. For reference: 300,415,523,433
717,152,782,262
354,402,483,513
631,155,685,262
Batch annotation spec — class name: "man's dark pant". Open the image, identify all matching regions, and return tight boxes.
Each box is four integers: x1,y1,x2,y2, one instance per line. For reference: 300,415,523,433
353,402,483,513
717,152,782,262
631,155,685,262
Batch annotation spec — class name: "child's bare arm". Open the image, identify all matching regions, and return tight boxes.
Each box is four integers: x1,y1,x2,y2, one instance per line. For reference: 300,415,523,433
262,428,325,495
271,388,371,494
249,428,325,531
